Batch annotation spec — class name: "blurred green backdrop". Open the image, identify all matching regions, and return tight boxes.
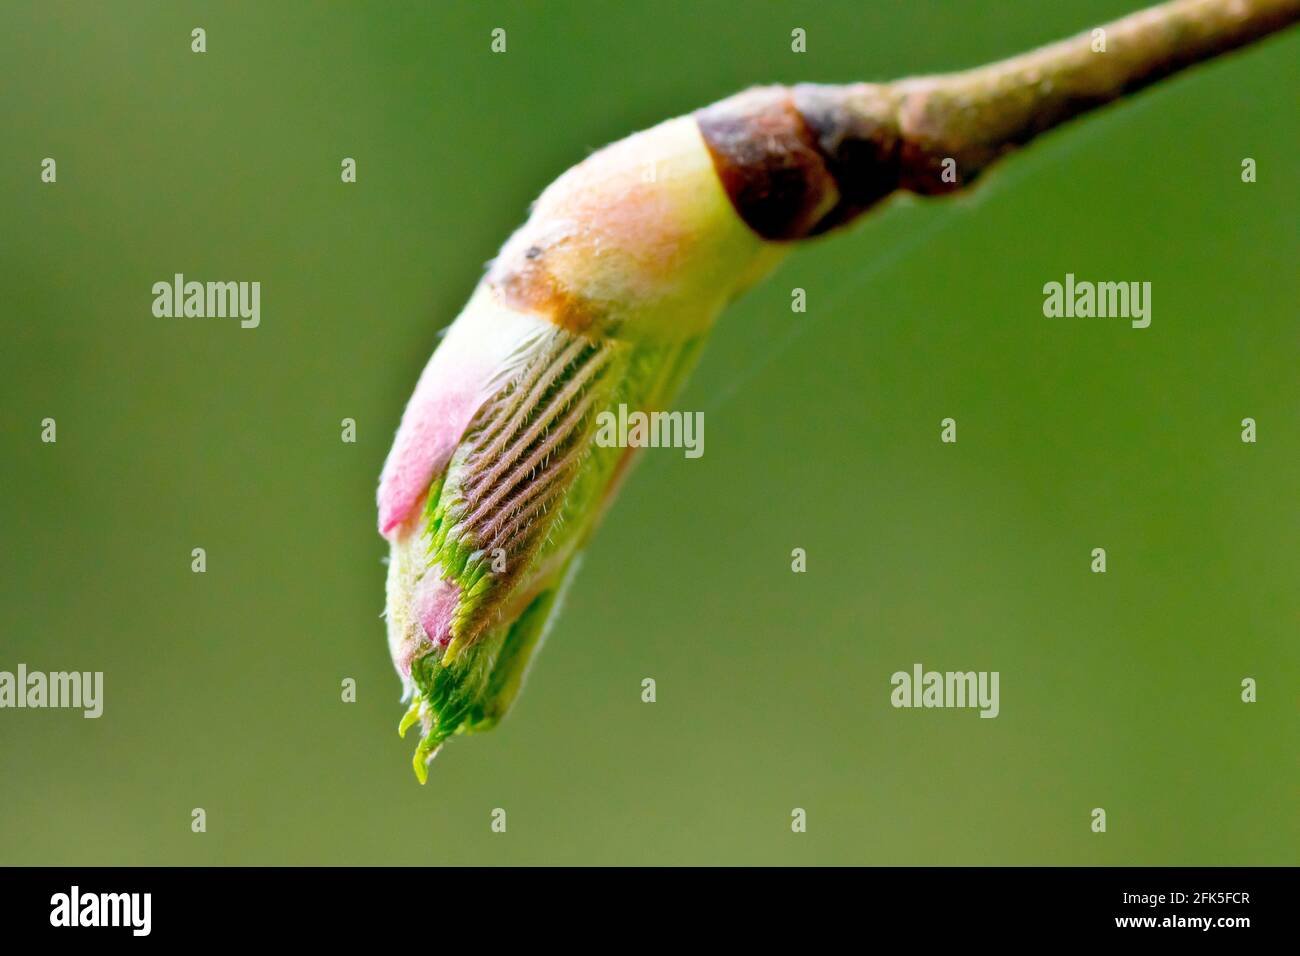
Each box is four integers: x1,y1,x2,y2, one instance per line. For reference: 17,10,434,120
1,0,1296,866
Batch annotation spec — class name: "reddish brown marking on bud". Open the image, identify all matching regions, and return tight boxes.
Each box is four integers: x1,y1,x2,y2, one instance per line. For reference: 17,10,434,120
697,84,915,239
694,86,839,241
488,252,602,337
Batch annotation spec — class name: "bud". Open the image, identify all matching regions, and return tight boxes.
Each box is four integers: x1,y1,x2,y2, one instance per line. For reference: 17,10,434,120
380,117,780,781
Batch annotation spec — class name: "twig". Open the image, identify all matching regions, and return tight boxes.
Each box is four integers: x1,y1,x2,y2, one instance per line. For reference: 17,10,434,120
697,0,1299,238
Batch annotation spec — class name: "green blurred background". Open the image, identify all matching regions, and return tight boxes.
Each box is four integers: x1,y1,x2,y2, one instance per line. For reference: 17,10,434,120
1,0,1296,865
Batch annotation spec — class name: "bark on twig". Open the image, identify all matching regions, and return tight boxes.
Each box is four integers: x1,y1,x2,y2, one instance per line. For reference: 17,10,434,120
696,0,1300,239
